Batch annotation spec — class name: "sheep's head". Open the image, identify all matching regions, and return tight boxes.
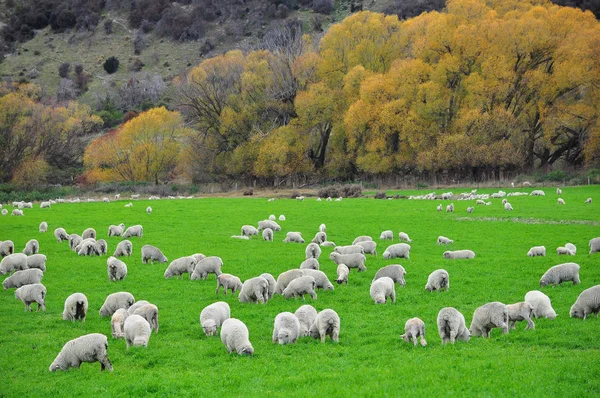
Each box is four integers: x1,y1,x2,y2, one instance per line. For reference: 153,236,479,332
569,304,582,319
240,345,254,355
202,320,217,336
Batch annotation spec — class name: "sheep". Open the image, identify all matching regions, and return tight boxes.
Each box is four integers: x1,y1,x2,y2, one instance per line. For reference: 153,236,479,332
527,246,546,257
262,228,273,241
146,206,152,214
569,285,600,319
530,190,545,196
400,318,427,347
379,230,393,240
398,232,412,243
275,269,304,294
39,222,48,233
556,188,562,195
99,292,135,317
82,228,96,240
336,264,349,284
539,262,580,287
11,209,23,216
124,314,152,348
122,225,143,238
131,194,140,200
282,276,317,300
191,256,223,280
294,305,317,337
164,256,196,279
467,207,474,214
476,199,485,205
300,258,320,270
259,273,276,300
382,243,410,260
124,203,133,208
108,224,125,237
524,290,557,320
216,273,243,295
269,214,276,221
437,307,470,344
133,304,159,333
436,204,442,212
556,246,575,256
231,235,250,240
469,302,509,338
1,209,7,216
111,309,128,338
446,203,454,213
279,215,286,221
437,236,454,245
312,232,327,244
443,250,475,259
334,245,364,255
565,243,577,255
241,225,259,237
200,302,231,336
22,239,39,255
95,239,108,256
588,237,600,254
305,243,322,260
103,197,110,203
39,201,51,209
54,228,69,242
68,234,82,251
320,241,336,247
301,269,334,290
49,333,112,372
114,240,132,257
272,312,301,345
220,318,254,355
506,302,535,330
352,236,373,245
356,240,377,256
309,309,340,343
425,269,449,292
257,220,282,232
141,245,168,264
77,240,99,256
15,283,46,311
319,223,326,233
26,254,47,272
370,277,396,304
107,257,128,281
238,276,269,304
283,232,305,243
127,300,150,316
115,194,121,200
504,202,513,210
3,268,43,290
0,240,15,256
63,293,88,322
557,198,565,205
373,264,406,286
329,252,366,271
0,253,28,275
192,253,207,263
585,197,592,204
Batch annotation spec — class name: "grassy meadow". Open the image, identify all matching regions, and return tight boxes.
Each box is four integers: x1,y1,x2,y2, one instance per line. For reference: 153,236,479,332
1,186,600,396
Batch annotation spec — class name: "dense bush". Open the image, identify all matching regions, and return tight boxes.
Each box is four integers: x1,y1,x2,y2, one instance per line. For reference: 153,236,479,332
318,184,362,198
103,56,120,74
374,191,387,199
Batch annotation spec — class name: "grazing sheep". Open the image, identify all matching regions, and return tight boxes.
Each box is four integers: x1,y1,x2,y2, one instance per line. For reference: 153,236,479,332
114,240,132,257
356,240,377,256
77,240,99,256
133,304,159,333
301,269,334,291
282,276,317,300
11,209,23,216
99,292,135,317
309,309,340,343
216,273,243,295
241,225,259,237
467,207,474,214
26,254,47,272
437,204,442,212
373,264,406,286
275,269,304,294
258,220,282,231
238,276,269,304
262,228,273,241
1,209,7,216
446,204,454,213
63,293,88,322
437,307,470,344
300,258,319,270
200,302,231,336
111,309,128,338
191,256,223,280
164,256,197,279
556,188,562,195
370,277,396,304
124,203,133,207
95,239,108,256
283,232,305,243
588,237,600,254
401,318,427,347
476,199,485,205
504,202,513,211
312,232,327,244
260,273,277,300
126,300,150,316
565,243,577,255
556,246,575,256
40,201,51,209
146,206,152,214
557,198,565,205
530,190,545,196
3,268,43,290
527,246,546,257
68,234,83,252
107,257,128,281
382,243,411,260
524,290,557,319
336,264,350,284
231,235,250,240
131,194,140,200
0,253,28,275
539,262,580,287
329,252,366,271
279,215,286,221
569,285,600,319
320,241,336,247
305,243,322,259
352,236,373,245
124,314,152,348
295,305,318,337
108,224,125,237
425,269,449,292
437,236,454,245
469,302,509,338
22,239,39,255
15,283,46,311
506,302,535,330
443,250,475,259
380,230,393,240
585,197,592,204
220,318,254,355
49,334,112,372
334,245,364,255
39,222,48,233
54,228,69,242
122,225,143,238
272,312,301,344
0,240,15,256
82,228,96,240
269,214,276,221
141,245,168,264
398,232,412,243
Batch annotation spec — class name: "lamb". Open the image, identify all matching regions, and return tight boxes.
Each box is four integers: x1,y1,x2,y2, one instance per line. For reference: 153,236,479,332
588,237,600,254
373,264,406,286
238,276,269,304
141,245,168,264
216,273,243,295
467,207,474,214
300,258,319,270
557,198,565,205
122,225,143,238
469,302,509,338
530,190,545,196
356,240,377,256
282,276,317,300
370,277,396,304
527,246,546,257
21,239,39,256
437,236,454,245
294,304,317,337
311,232,327,244
164,256,196,279
504,202,513,211
114,240,133,257
220,318,254,355
15,283,46,311
107,257,128,281
26,254,47,272
336,264,349,284
124,314,152,348
524,290,557,319
95,239,108,255
241,225,259,237
275,269,304,294
309,309,340,343
539,262,580,287
569,285,600,319
334,245,364,255
39,222,48,233
352,236,373,245
437,204,442,212
329,252,366,271
305,243,322,259
506,302,535,330
398,232,412,243
132,304,159,333
380,230,393,240
259,273,277,300
565,243,577,255
257,220,281,231
443,250,475,259
40,201,51,209
49,333,112,372
99,292,135,317
108,224,125,237
320,241,336,247
556,246,575,256
200,301,230,336
62,293,88,322
0,253,28,274
262,228,273,241
425,269,449,292
0,240,15,256
146,206,152,214
400,317,427,347
3,268,43,290
279,214,286,221
272,312,301,344
82,228,96,240
111,308,128,338
382,243,411,260
437,307,470,344
301,269,335,290
283,232,305,243
68,234,82,251
11,209,23,216
585,197,592,204
54,228,69,242
446,203,454,212
190,256,223,280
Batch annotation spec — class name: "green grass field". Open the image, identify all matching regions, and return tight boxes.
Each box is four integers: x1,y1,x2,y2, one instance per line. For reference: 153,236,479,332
1,186,599,396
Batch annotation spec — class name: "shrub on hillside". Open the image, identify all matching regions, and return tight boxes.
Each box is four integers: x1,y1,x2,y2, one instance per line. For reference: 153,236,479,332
103,56,119,74
374,191,387,199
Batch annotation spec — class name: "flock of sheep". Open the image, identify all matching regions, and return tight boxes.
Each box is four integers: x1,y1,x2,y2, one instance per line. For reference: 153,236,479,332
1,188,599,373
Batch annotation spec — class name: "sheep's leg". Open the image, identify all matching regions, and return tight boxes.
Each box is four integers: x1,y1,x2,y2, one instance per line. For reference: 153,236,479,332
419,336,427,347
320,332,326,343
449,331,456,344
525,318,535,329
391,290,396,304
310,291,317,300
411,334,418,346
100,357,113,372
332,328,339,342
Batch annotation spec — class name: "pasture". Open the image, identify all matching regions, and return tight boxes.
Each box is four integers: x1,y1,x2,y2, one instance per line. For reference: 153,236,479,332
1,186,600,396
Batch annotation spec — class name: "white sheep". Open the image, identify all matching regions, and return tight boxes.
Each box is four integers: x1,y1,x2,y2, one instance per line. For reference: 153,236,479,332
77,239,99,256
569,285,600,319
39,201,51,209
556,188,562,195
565,243,577,255
260,273,276,300
476,199,485,205
585,197,592,204
305,242,322,259
108,223,125,237
437,236,454,245
114,240,132,257
131,194,140,200
380,230,393,240
272,312,301,344
530,189,544,196
200,302,231,336
279,214,286,221
436,204,442,212
425,269,449,292
336,264,349,284
356,240,377,256
527,246,546,257
590,237,600,254
127,300,150,315
216,273,243,295
319,223,326,233
82,228,96,240
141,245,168,264
443,250,475,259
556,246,575,256
294,304,317,337
373,264,406,286
329,252,366,271
398,232,412,243
1,209,7,216
15,283,46,311
334,245,364,255
467,207,474,214
382,243,411,260
69,234,83,251
164,256,196,279
39,222,48,233
539,262,580,287
107,257,128,281
191,256,223,280
469,302,509,338
352,236,373,245
49,333,112,372
282,275,317,300
506,302,535,330
504,202,513,210
124,314,151,348
446,204,454,213
146,206,152,214
95,239,108,256
557,198,565,205
133,304,159,333
275,269,304,294
283,232,305,243
400,317,427,347
0,253,28,275
26,254,47,272
311,232,327,244
300,269,334,290
524,290,557,319
309,309,340,343
320,241,336,247
11,209,23,216
262,228,273,241
54,228,69,242
300,258,319,270
220,318,254,355
3,268,43,290
231,235,250,240
370,276,396,304
192,253,206,263
63,293,88,322
111,308,128,338
269,214,276,221
437,307,470,344
241,225,259,237
99,292,135,317
238,276,269,304
122,225,143,238
0,240,15,256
